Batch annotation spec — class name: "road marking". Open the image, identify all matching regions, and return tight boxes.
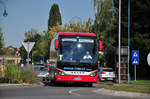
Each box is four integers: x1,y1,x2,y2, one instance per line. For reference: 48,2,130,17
69,88,81,96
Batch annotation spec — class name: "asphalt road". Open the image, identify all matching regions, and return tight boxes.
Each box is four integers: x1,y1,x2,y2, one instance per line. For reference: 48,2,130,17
0,83,144,99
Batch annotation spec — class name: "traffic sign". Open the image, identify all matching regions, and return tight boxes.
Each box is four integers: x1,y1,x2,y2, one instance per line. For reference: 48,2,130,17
147,53,150,66
132,50,139,82
132,57,139,65
132,50,139,58
22,42,35,53
132,50,139,65
22,42,35,64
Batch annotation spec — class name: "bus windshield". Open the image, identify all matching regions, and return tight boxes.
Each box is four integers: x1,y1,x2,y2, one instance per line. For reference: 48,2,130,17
58,37,97,63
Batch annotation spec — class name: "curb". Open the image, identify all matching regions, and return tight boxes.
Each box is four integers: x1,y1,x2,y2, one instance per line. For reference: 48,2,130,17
93,88,150,98
0,83,30,86
0,83,41,88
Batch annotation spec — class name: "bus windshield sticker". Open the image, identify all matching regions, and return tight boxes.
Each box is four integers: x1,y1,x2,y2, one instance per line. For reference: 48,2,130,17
62,38,77,42
59,55,63,60
79,39,94,43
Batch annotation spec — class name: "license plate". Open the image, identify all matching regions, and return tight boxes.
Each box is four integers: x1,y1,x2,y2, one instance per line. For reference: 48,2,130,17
107,78,113,80
73,77,82,80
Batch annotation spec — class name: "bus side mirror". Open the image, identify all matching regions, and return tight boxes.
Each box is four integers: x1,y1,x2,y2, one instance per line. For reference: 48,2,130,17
99,40,103,51
55,39,58,50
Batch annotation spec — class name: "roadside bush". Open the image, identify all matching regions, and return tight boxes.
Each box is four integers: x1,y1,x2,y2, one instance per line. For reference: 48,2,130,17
3,63,40,84
21,67,39,84
5,63,19,83
12,79,19,84
0,66,2,77
0,66,5,78
0,77,7,83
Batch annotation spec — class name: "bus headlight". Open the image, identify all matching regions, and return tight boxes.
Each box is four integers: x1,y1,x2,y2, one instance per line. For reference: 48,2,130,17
90,71,97,77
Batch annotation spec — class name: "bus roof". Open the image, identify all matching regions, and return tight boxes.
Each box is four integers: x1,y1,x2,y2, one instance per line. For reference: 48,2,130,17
57,32,96,37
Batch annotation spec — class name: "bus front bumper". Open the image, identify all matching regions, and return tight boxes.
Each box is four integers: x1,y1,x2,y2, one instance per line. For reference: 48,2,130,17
56,74,98,82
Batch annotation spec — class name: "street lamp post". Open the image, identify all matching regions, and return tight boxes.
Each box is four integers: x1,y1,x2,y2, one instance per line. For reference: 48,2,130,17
109,0,121,84
118,0,121,84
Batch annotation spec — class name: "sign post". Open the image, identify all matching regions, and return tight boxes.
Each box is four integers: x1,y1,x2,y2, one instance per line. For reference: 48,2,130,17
22,42,35,64
132,50,139,82
134,65,136,81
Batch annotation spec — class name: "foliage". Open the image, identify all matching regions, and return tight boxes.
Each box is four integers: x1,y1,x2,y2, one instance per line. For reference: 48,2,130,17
32,33,49,62
0,66,2,78
3,63,40,84
0,77,7,83
98,53,105,66
5,63,17,83
0,27,4,55
21,67,39,84
92,0,150,79
47,22,92,39
19,45,27,64
48,3,62,30
128,0,150,79
24,29,41,42
2,46,18,56
92,0,117,67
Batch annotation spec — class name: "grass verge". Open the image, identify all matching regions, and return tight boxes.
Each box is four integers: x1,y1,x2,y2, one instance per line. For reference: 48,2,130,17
103,80,150,94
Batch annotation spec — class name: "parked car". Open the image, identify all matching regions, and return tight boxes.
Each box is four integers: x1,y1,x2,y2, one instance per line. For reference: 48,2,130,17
98,67,116,82
32,64,45,72
37,68,50,83
32,64,50,84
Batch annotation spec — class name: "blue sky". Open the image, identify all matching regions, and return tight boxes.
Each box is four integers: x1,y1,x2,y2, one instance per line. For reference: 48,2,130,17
0,0,95,48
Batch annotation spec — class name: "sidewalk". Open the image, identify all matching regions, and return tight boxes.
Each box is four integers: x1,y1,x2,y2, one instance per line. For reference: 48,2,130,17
93,88,150,99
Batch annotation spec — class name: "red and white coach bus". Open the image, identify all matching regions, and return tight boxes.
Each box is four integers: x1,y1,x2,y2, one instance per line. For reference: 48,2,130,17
48,32,103,86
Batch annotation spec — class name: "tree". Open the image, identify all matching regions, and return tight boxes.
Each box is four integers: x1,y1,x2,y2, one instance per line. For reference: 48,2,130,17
19,45,27,64
92,0,118,67
92,0,150,79
24,29,41,42
48,3,62,30
129,0,150,79
47,22,92,39
0,27,4,55
32,33,49,62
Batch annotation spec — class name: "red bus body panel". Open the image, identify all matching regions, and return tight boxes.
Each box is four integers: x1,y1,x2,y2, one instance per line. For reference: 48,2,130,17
56,73,98,83
58,32,96,37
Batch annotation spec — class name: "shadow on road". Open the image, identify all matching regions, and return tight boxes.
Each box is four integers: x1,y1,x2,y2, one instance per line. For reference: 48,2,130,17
44,82,97,88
